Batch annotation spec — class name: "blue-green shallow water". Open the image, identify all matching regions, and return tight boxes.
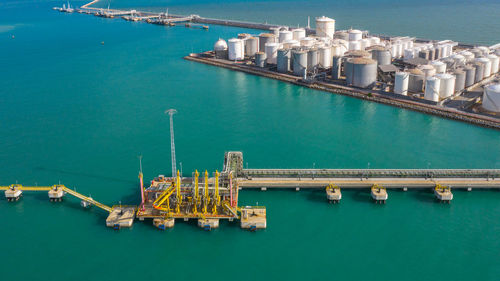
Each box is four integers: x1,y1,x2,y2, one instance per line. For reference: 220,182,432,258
1,0,500,280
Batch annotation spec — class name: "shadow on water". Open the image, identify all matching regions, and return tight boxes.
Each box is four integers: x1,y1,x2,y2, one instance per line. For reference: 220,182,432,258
350,190,373,204
408,189,437,204
34,166,136,184
304,189,328,203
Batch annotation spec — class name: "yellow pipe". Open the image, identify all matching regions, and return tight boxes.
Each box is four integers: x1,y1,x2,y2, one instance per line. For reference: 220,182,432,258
176,170,181,214
215,170,220,205
193,170,199,214
203,170,209,214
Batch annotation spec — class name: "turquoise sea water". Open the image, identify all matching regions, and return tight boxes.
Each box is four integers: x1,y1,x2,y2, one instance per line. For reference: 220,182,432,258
1,0,500,280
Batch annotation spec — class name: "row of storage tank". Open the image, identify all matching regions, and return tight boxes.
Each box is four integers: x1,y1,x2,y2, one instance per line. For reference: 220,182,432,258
212,16,500,111
394,47,500,104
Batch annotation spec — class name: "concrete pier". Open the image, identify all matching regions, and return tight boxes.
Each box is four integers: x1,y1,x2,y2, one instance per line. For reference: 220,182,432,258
198,218,219,230
326,184,342,203
106,207,135,229
371,185,388,204
48,185,64,202
153,218,175,230
434,185,453,203
4,185,22,202
240,207,267,230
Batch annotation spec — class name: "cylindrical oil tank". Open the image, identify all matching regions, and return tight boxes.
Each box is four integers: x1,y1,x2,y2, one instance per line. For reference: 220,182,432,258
348,29,362,41
214,38,228,59
470,48,483,59
259,33,276,53
319,46,332,68
451,54,466,66
345,50,371,59
477,46,490,56
461,51,474,62
428,48,436,61
279,30,293,43
435,73,455,98
371,46,391,66
334,31,349,41
487,54,499,74
496,49,500,56
307,48,319,69
331,44,345,57
394,72,409,95
464,65,476,87
345,58,377,88
482,84,500,112
424,76,441,102
255,52,267,68
430,60,447,74
245,37,259,57
434,47,443,60
419,64,437,80
300,37,315,47
269,27,280,36
442,57,455,69
292,49,307,76
360,38,371,50
282,39,300,49
228,38,244,61
408,69,425,93
238,33,251,40
348,40,361,51
445,44,454,57
473,62,485,82
332,56,342,79
419,50,430,60
453,68,466,93
277,49,291,73
316,16,336,38
265,42,279,64
292,28,306,40
369,36,381,46
476,57,492,77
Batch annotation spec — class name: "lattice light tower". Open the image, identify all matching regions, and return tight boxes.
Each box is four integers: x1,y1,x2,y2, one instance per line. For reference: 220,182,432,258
165,109,177,177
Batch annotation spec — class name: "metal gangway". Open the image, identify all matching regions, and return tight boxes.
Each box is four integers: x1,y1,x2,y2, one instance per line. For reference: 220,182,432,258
0,184,112,212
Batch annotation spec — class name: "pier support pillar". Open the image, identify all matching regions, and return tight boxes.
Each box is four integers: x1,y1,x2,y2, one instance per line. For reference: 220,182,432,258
467,187,472,192
260,187,267,191
403,187,408,191
295,187,300,191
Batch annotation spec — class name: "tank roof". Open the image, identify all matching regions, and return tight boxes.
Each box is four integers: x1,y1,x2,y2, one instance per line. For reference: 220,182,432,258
348,57,376,64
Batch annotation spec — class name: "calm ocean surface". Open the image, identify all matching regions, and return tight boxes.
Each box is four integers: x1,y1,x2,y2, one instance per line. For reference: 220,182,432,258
1,0,500,280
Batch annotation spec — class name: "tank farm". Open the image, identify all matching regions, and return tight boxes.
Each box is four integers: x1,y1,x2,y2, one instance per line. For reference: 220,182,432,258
4,1,498,231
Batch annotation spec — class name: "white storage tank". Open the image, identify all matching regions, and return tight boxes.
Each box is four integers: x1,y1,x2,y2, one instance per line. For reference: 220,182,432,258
482,84,500,112
255,52,267,68
277,48,291,73
348,40,361,51
292,49,308,76
300,37,315,47
269,27,280,36
477,46,490,56
453,68,466,93
278,30,293,43
408,68,425,93
394,72,409,95
487,54,499,74
435,73,456,98
292,28,306,40
265,42,280,64
424,76,441,102
259,33,276,53
476,57,492,77
282,39,300,49
348,29,362,41
316,16,336,38
451,54,466,66
307,48,319,69
360,38,371,50
345,58,378,88
245,37,259,57
214,38,228,59
461,51,475,62
331,44,345,57
419,64,437,80
404,49,415,60
371,46,391,66
473,61,485,83
319,46,332,68
228,38,244,61
430,61,447,74
464,65,476,87
369,36,381,46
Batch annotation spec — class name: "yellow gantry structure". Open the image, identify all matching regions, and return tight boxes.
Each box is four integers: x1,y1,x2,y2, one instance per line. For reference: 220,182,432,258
176,170,181,214
152,183,176,214
212,170,220,214
193,170,199,214
203,170,209,214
